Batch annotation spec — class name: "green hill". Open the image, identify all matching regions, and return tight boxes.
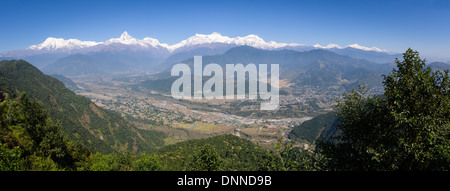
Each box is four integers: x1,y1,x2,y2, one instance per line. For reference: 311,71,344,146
0,60,166,154
288,112,337,144
154,134,327,171
155,134,270,171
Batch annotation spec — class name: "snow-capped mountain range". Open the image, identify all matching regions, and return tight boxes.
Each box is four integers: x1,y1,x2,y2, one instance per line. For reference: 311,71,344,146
166,32,302,52
1,31,388,57
25,31,169,54
0,31,401,76
28,37,100,52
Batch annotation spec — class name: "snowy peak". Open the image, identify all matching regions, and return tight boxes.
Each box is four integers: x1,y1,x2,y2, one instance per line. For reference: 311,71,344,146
347,44,387,52
120,31,132,40
27,37,100,51
167,32,300,52
232,34,298,49
105,31,166,48
168,32,232,51
190,32,231,43
105,31,138,45
313,43,388,52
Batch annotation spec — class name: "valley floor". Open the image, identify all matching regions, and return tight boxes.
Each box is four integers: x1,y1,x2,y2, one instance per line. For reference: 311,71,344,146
71,76,327,150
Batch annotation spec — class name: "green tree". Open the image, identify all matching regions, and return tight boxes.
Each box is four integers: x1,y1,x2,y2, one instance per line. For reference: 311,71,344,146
260,139,328,171
189,144,222,171
0,143,25,171
319,49,450,170
132,153,162,171
0,92,91,170
383,49,450,170
84,152,134,171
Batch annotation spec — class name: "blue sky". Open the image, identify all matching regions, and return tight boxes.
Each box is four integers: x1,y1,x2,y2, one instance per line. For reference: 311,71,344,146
1,0,449,61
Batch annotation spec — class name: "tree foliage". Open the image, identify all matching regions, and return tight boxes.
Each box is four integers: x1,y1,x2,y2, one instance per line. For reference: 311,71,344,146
319,49,450,170
189,144,222,171
0,92,91,170
260,139,328,171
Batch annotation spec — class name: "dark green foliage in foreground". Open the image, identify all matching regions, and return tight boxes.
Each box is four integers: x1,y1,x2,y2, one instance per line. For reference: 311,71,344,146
189,144,222,171
154,135,327,171
78,136,327,171
0,93,91,170
155,134,269,171
259,139,329,171
76,135,326,171
318,49,450,171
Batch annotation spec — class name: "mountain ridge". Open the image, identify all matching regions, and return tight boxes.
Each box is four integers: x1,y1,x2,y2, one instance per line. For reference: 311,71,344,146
138,46,389,96
0,31,393,58
0,60,166,153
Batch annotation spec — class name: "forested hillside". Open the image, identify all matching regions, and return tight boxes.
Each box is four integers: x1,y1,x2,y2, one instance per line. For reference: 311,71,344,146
288,112,337,144
0,93,91,170
0,60,165,154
